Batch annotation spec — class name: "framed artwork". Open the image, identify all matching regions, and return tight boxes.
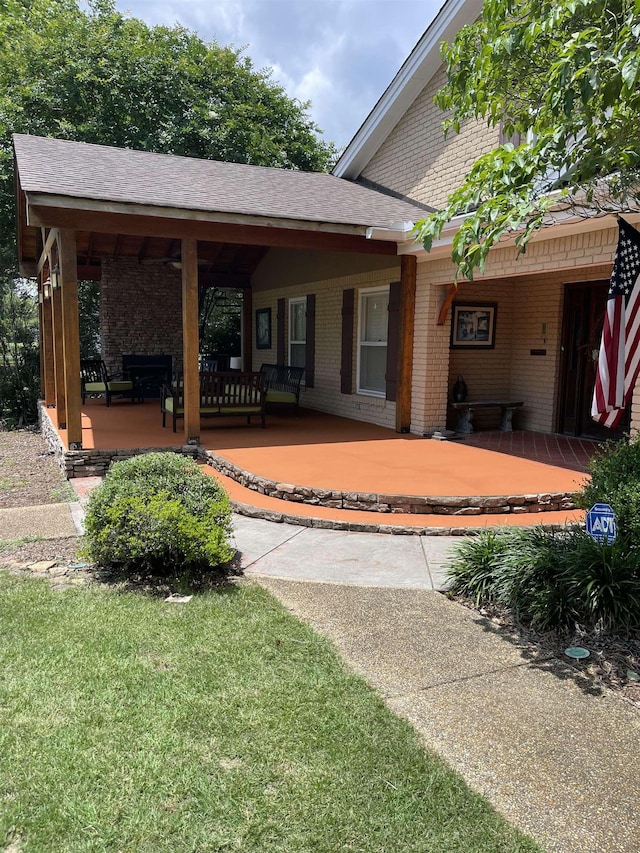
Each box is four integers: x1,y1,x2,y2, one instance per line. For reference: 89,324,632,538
450,303,497,349
256,307,272,349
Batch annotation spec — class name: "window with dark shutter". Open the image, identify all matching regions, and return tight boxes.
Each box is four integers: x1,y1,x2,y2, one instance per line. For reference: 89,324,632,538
305,294,315,388
340,288,354,394
385,281,400,402
277,298,285,363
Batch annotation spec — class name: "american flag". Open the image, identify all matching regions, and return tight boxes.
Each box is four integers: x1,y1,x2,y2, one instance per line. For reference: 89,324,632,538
592,217,640,428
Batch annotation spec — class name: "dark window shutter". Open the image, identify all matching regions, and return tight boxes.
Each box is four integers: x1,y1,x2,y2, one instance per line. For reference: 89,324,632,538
305,293,316,388
340,288,354,394
386,281,401,402
277,298,285,364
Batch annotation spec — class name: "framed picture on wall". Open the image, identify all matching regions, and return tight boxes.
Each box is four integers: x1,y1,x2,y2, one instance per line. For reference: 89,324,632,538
256,307,272,349
450,303,497,349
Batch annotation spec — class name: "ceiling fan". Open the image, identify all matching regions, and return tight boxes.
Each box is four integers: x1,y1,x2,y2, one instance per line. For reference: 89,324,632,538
140,254,212,269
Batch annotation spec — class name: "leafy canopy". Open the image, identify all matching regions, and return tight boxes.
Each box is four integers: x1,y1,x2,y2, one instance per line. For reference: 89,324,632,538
0,0,335,264
0,0,335,424
414,0,640,281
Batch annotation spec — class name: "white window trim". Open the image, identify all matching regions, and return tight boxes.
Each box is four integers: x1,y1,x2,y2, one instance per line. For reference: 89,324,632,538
288,296,306,369
357,285,389,398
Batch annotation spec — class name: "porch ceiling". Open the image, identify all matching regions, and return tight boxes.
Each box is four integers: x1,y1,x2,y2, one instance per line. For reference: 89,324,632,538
14,134,426,278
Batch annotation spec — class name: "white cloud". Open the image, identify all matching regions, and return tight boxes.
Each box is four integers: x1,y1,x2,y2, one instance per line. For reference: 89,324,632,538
117,0,443,147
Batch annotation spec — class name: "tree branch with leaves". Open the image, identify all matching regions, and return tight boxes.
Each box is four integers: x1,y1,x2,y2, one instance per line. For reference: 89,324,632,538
414,0,640,281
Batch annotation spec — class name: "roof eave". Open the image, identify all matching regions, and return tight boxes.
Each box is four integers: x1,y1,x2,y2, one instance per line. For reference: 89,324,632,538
25,192,393,236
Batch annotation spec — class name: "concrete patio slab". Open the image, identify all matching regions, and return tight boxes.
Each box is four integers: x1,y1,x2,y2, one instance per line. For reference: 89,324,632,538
0,502,79,541
243,526,435,589
231,514,305,568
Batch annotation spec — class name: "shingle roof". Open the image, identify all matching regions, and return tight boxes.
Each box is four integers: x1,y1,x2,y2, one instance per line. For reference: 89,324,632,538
14,134,428,230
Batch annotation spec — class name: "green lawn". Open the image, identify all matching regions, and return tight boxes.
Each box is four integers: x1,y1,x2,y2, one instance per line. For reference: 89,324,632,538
0,573,541,853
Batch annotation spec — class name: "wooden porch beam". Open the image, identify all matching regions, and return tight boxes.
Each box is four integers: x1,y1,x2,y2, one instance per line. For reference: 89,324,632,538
58,229,83,449
181,237,201,445
395,254,416,433
437,284,459,325
28,206,398,256
37,228,58,274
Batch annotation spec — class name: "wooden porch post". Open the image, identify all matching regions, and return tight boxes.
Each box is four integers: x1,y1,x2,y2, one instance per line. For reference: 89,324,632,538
243,288,252,371
395,254,417,433
51,271,66,428
38,277,45,398
182,237,200,444
40,276,55,405
58,229,83,449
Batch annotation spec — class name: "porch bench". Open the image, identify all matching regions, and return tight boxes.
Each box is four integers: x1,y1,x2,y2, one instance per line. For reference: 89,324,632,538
451,400,524,434
260,363,305,413
161,371,266,432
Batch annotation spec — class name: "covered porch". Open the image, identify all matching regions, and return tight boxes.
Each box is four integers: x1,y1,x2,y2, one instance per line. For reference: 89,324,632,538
43,400,589,532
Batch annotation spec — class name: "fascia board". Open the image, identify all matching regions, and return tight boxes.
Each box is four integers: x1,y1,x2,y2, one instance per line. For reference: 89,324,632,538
24,192,369,237
333,0,483,180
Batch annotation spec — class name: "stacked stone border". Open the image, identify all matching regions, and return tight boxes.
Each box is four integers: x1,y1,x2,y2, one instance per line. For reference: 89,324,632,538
201,448,577,516
40,404,579,536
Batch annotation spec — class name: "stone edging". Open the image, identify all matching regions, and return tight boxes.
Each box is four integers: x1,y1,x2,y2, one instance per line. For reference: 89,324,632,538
200,448,578,516
229,500,579,536
39,403,579,520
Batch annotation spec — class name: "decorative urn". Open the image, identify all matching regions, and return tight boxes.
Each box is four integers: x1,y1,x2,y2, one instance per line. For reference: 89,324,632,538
452,375,468,403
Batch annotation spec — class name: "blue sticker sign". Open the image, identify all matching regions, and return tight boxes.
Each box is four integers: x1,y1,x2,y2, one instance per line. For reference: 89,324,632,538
586,503,617,544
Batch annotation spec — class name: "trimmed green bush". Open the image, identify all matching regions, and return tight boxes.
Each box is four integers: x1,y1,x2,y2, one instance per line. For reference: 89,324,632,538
578,436,640,547
83,452,234,578
448,437,640,632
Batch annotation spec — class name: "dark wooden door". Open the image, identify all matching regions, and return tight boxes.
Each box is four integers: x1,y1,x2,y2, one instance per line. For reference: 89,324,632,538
558,281,629,438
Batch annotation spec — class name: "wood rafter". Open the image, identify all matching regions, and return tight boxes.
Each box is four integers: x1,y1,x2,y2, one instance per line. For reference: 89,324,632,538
437,284,459,325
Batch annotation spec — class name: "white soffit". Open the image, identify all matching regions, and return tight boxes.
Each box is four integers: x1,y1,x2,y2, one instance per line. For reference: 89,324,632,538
333,0,483,180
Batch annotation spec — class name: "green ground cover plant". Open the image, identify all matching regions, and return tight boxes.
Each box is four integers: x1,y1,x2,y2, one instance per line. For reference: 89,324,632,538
82,452,233,582
0,573,541,853
448,437,640,631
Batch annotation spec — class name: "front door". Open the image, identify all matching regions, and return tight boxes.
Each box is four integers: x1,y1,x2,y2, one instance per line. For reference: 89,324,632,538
558,281,629,439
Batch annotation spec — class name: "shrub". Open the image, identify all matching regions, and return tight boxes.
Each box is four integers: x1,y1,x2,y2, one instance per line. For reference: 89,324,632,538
83,452,234,579
446,529,512,606
578,436,640,544
447,526,640,631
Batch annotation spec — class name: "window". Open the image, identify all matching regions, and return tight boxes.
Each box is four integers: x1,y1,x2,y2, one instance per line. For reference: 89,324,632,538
357,287,389,396
289,297,306,368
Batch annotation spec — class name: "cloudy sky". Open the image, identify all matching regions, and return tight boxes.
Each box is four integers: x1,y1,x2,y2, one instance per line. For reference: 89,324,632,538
116,0,443,149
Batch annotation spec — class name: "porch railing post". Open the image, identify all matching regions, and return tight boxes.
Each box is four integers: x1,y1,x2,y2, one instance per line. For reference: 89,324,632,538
58,229,83,449
396,254,416,433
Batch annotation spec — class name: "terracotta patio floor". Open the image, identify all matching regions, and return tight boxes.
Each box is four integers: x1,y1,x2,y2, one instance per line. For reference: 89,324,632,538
54,402,592,522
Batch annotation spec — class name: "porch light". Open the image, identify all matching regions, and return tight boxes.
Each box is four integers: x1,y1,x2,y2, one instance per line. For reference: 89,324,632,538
43,279,51,299
51,264,61,290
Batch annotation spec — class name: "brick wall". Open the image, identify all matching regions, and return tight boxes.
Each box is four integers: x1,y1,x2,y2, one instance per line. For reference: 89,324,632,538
361,66,499,208
415,224,618,434
100,257,183,377
252,265,402,429
410,274,451,435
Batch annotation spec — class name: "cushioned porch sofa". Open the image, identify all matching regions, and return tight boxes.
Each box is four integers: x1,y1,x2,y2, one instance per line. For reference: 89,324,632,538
161,371,266,432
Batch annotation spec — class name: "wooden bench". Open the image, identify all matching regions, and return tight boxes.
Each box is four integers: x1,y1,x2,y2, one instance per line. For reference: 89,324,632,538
450,400,524,433
260,363,305,414
161,371,266,432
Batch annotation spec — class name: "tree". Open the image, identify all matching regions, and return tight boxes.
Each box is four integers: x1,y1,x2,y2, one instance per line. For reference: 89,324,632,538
414,0,640,281
0,0,335,423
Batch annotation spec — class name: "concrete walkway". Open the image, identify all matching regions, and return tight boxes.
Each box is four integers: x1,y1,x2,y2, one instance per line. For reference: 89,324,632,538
2,499,639,852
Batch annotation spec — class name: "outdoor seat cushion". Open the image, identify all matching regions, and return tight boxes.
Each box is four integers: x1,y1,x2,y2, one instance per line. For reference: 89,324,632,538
107,380,134,392
84,381,107,393
218,406,263,414
265,390,297,404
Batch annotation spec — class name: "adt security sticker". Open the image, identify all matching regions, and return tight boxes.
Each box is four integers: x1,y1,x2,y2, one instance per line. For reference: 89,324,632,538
585,503,617,544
